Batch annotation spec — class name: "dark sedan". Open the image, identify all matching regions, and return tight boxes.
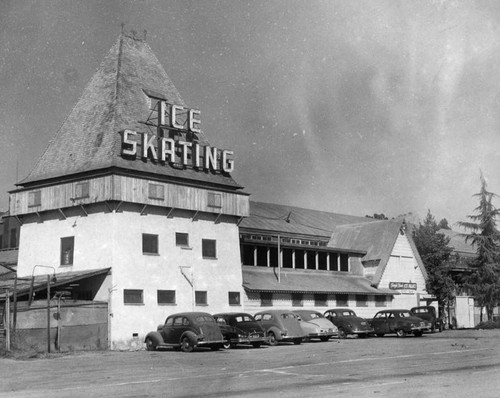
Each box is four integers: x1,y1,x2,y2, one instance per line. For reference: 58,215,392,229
371,309,432,337
323,308,373,338
213,312,267,349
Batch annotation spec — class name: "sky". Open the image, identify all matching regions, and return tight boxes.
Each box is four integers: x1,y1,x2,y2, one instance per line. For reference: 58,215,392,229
1,0,500,227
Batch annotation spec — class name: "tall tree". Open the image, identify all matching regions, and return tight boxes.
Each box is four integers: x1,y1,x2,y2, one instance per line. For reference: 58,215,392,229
413,210,455,325
458,173,500,321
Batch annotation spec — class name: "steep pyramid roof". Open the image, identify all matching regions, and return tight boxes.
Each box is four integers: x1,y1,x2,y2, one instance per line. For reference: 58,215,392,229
19,32,242,190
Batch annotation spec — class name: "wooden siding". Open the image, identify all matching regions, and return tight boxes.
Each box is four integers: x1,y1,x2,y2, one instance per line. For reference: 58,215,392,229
10,175,249,217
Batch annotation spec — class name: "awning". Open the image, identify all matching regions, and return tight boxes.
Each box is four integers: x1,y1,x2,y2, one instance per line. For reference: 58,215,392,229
242,266,395,295
0,268,111,299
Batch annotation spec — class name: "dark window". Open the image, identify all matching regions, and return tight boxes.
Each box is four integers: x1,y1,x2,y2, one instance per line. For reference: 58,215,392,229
195,291,207,305
256,246,267,266
356,295,368,307
143,234,159,254
337,294,348,307
0,235,3,249
260,292,273,307
269,247,279,268
292,293,303,307
75,182,89,199
202,239,216,258
175,232,189,247
9,228,17,248
340,254,349,272
228,291,240,305
61,236,74,265
318,252,328,270
157,290,176,305
207,192,222,208
282,249,293,268
295,249,305,269
330,253,339,271
148,183,164,200
307,251,316,270
375,295,386,307
124,289,143,304
241,245,254,265
314,294,327,307
28,190,41,207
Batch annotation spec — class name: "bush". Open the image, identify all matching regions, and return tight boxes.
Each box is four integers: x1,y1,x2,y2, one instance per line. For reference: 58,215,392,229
475,320,500,329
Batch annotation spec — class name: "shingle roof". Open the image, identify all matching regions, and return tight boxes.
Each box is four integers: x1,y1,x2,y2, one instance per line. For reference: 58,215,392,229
242,266,393,295
239,201,373,238
19,33,242,190
439,229,476,256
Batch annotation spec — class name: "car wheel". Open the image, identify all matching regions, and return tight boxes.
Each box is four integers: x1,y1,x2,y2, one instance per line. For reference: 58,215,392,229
320,336,330,342
222,340,231,350
211,345,220,351
145,337,156,351
252,342,261,348
376,333,384,337
358,333,368,339
267,331,278,346
181,336,194,352
414,330,423,337
293,338,302,345
338,327,347,339
396,329,405,338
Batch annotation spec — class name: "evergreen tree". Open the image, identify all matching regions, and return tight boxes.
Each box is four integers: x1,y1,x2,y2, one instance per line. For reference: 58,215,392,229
458,173,500,321
412,210,455,325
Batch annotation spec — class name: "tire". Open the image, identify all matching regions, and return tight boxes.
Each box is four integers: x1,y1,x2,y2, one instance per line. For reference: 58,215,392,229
181,336,194,352
293,338,302,345
145,337,156,351
320,336,330,342
338,327,347,339
211,345,220,351
252,342,262,348
414,330,423,337
267,331,278,346
376,333,384,337
223,340,231,350
396,329,405,338
358,333,368,339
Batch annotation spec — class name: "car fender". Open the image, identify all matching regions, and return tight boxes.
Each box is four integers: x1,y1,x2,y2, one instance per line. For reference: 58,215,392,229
267,326,284,340
145,331,164,346
180,330,198,346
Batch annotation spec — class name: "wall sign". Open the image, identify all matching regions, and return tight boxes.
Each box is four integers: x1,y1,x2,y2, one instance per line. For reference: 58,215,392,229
389,282,417,290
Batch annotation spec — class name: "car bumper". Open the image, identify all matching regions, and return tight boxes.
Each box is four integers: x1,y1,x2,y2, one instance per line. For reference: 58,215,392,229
197,339,225,346
231,336,268,345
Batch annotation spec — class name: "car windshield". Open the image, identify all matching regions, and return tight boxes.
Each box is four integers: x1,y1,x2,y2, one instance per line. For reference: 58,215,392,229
234,315,254,323
299,312,322,321
398,312,412,318
281,313,294,319
196,316,215,323
413,309,428,314
341,311,356,317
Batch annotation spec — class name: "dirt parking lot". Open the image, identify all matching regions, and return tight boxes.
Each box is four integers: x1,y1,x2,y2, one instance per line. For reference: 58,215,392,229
1,329,500,398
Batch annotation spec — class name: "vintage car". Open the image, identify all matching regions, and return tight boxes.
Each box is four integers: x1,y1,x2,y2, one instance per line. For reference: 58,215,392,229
145,312,224,352
323,308,373,338
254,309,306,346
410,306,443,332
371,309,432,337
293,310,338,341
213,312,268,348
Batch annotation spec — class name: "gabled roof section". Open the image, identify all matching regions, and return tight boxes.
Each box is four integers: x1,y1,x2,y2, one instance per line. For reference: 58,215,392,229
19,33,242,190
239,201,373,238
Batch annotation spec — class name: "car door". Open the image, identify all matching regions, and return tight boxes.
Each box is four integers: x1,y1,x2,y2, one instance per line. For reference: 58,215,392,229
372,312,389,334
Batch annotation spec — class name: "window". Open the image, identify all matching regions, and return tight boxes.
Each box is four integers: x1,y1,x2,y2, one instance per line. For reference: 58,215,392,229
60,236,74,265
28,190,41,207
207,192,222,208
228,291,241,305
148,183,164,200
314,294,327,307
124,289,143,304
202,239,216,258
75,181,89,199
375,295,386,307
356,295,368,307
340,254,349,272
336,294,348,307
195,291,207,305
292,293,303,307
143,234,159,254
260,292,273,307
175,232,189,247
157,290,176,305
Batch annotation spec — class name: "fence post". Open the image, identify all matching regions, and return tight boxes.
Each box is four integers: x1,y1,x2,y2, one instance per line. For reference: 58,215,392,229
5,289,10,352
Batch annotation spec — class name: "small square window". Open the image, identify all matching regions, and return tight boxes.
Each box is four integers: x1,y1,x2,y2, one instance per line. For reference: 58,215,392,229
314,293,327,307
207,192,222,208
337,294,348,307
148,183,164,200
28,190,41,207
228,291,240,305
176,233,189,247
143,234,159,254
292,293,303,307
75,182,89,199
260,292,273,307
356,295,368,307
375,295,386,307
202,239,216,258
195,291,207,305
157,290,176,305
124,289,143,304
61,236,74,266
